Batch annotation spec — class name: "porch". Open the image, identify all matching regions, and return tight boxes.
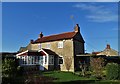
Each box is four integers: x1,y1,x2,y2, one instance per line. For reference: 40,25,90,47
16,49,56,71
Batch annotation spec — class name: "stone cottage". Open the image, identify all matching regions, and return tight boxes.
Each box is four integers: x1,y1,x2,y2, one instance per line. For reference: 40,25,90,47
97,44,119,56
16,24,85,72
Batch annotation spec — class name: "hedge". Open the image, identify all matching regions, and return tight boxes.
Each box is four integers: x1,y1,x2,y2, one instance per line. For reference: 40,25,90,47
106,63,120,80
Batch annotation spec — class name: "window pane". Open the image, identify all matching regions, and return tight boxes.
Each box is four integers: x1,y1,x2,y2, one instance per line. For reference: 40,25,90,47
20,56,23,64
25,56,27,64
23,56,25,64
45,56,47,64
30,56,32,64
58,42,63,48
49,56,54,65
32,56,35,64
28,56,30,64
59,57,63,64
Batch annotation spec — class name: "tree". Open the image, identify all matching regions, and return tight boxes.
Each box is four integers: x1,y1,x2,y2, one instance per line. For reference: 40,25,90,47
64,57,72,72
79,61,87,76
2,58,17,78
90,57,105,79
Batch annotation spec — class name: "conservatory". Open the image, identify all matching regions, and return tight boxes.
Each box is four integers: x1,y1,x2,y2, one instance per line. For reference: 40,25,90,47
16,49,55,70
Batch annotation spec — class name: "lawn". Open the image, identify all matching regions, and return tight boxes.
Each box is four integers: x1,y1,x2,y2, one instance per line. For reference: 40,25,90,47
43,71,93,83
2,70,120,84
42,71,120,84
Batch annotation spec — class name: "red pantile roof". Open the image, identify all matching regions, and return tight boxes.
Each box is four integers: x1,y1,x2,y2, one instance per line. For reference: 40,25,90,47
33,31,77,43
92,52,101,55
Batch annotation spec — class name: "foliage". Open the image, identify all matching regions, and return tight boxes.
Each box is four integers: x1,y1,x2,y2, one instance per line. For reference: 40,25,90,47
2,58,17,78
106,63,120,80
64,57,72,72
90,57,105,79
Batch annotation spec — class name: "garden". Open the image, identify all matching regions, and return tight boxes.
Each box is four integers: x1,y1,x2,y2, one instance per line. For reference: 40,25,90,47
1,57,120,84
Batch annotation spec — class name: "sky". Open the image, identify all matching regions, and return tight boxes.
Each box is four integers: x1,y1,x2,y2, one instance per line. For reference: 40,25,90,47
2,2,119,53
1,0,120,2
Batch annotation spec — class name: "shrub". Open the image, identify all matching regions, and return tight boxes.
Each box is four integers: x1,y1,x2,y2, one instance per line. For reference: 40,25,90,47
2,58,17,77
17,66,24,76
106,63,120,80
90,57,105,79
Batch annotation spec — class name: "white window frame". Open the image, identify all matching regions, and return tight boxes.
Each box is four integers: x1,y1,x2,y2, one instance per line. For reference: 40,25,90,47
46,43,51,49
44,56,48,65
58,56,64,65
20,56,23,65
49,55,54,65
58,41,63,48
24,56,27,65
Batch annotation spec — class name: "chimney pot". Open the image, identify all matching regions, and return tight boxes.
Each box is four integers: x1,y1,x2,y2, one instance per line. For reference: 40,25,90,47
106,44,111,49
30,39,34,43
74,24,80,32
39,32,43,38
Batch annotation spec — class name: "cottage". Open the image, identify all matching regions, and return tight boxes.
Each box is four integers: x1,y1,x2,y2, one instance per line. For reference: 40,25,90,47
16,24,85,72
97,44,119,56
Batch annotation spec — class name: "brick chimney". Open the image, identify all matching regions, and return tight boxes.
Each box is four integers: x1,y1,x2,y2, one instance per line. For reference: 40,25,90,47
74,24,80,32
30,39,34,43
39,32,43,38
106,44,111,49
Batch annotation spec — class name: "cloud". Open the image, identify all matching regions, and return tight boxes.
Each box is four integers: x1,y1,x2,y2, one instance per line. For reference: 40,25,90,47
73,3,118,22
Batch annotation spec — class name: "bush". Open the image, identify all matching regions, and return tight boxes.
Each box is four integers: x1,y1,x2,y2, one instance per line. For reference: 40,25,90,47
2,58,17,77
17,66,24,76
90,57,105,79
106,63,120,80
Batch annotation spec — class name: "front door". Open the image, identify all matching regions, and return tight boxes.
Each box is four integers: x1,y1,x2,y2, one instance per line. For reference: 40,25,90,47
39,56,44,70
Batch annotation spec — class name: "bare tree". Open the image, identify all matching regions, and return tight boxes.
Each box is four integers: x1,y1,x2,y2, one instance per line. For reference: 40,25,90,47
64,57,72,72
79,61,87,76
90,57,105,79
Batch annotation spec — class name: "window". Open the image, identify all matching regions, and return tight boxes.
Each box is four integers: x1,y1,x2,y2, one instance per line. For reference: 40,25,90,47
39,56,43,65
46,43,51,49
31,56,33,64
20,56,23,64
30,56,32,64
28,56,30,64
49,55,54,65
45,56,47,64
58,41,63,48
58,57,63,64
32,56,35,64
24,56,27,64
35,56,39,64
23,56,25,64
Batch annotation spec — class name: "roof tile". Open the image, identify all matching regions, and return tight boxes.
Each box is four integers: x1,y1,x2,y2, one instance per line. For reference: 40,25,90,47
33,31,77,43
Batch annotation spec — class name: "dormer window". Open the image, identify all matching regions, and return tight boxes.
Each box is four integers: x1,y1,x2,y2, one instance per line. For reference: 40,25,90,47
58,41,63,48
